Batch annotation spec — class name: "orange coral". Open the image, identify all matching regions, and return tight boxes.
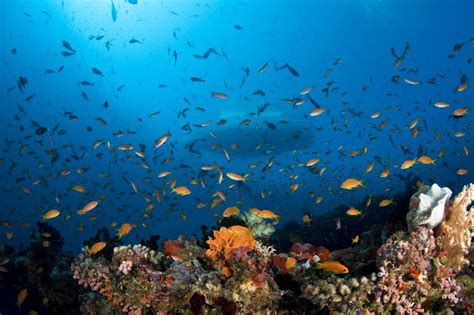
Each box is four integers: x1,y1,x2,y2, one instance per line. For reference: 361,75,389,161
206,225,256,261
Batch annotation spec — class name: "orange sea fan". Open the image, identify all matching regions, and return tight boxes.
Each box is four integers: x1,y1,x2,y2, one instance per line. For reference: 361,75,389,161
206,225,256,261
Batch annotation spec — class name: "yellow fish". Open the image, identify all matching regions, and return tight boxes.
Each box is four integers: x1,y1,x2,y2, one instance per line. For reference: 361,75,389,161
352,235,359,244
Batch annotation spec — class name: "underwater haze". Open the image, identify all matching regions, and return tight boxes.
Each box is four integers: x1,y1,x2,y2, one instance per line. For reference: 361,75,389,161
0,0,474,312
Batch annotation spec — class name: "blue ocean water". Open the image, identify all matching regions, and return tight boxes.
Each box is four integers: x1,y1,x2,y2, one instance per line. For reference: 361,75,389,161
0,0,472,254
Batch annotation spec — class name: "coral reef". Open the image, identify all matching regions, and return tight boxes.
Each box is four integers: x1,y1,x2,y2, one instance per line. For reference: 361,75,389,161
2,183,472,314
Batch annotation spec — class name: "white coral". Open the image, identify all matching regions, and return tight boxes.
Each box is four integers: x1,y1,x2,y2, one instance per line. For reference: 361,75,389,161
407,183,452,231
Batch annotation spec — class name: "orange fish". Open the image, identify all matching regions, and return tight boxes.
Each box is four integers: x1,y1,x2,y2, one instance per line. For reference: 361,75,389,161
400,159,417,170
88,242,107,255
365,162,375,173
42,209,60,220
72,185,86,193
290,183,299,193
302,214,312,224
340,178,364,190
77,201,99,215
117,223,132,239
286,257,297,270
172,186,191,196
250,208,280,220
223,207,240,217
417,156,436,165
315,261,349,274
456,169,468,175
17,288,28,308
346,207,362,216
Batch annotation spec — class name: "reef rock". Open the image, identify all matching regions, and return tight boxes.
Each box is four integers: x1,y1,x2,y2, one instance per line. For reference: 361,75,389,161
407,183,452,231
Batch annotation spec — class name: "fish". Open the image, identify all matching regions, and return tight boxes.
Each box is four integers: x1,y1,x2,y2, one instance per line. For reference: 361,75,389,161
88,242,107,255
111,0,117,22
286,257,297,270
72,185,86,193
456,169,468,175
154,133,170,149
258,62,269,74
306,159,320,167
129,38,142,44
310,108,327,117
340,178,364,190
379,199,395,207
62,40,75,52
92,67,104,76
346,207,362,216
190,77,205,83
172,186,191,196
250,208,280,220
400,158,417,170
226,172,246,182
223,207,240,217
117,223,132,238
212,91,228,99
77,201,99,215
352,235,359,244
302,214,312,224
417,156,436,165
17,288,28,308
453,107,468,117
42,209,60,220
290,183,299,193
315,261,349,274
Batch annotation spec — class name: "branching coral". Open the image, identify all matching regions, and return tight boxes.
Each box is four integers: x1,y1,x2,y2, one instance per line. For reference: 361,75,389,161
436,183,474,272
